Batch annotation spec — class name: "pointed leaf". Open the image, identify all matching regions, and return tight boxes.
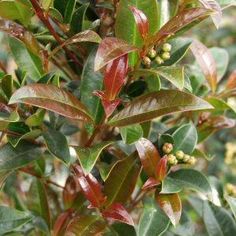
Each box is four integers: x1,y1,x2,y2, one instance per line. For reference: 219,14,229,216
9,84,93,122
142,177,160,191
94,37,137,71
104,154,141,206
120,124,143,145
102,203,134,226
135,138,160,178
191,39,217,92
156,192,182,226
0,206,32,234
129,6,149,39
75,141,113,174
156,156,168,181
108,90,213,127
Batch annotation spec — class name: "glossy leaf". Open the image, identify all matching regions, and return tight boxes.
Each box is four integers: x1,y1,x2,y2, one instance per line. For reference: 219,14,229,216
137,198,170,236
142,177,160,191
94,37,137,71
25,109,45,127
129,6,149,39
73,165,106,208
64,0,76,23
75,141,113,174
9,37,44,81
104,154,141,206
156,192,182,226
0,142,41,171
172,123,198,154
43,128,70,164
191,39,217,92
9,84,93,122
115,0,159,66
108,90,213,127
0,206,32,234
149,8,211,47
102,203,134,226
134,67,184,90
225,195,236,219
135,138,160,178
156,156,168,181
120,124,143,144
80,47,104,123
161,177,182,194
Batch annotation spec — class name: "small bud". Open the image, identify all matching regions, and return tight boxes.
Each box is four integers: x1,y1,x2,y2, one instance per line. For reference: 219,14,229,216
155,56,164,65
162,43,172,52
161,52,171,61
162,143,173,154
167,154,177,165
142,56,151,68
176,150,184,160
183,154,190,163
148,48,157,59
187,156,196,165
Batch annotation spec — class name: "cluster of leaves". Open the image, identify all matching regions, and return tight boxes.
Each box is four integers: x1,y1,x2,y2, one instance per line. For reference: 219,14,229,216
0,0,236,235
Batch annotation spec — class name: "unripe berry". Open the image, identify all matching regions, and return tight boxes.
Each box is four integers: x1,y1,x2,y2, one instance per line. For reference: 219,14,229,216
142,56,151,68
162,43,172,52
161,52,171,61
183,154,190,163
148,48,157,59
187,156,196,165
167,154,177,165
155,56,164,65
176,150,184,160
162,143,173,154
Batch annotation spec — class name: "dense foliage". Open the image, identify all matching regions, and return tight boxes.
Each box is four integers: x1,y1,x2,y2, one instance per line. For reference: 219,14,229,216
0,0,236,235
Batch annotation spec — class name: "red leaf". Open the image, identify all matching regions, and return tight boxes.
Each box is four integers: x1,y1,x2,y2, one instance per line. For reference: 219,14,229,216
102,203,134,226
142,177,160,191
156,192,182,226
190,39,217,92
156,156,168,181
135,138,161,178
129,6,149,40
226,70,236,89
73,165,106,208
94,37,137,71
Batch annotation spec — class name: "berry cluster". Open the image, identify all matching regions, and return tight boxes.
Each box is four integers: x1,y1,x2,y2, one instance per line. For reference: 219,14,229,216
142,43,172,68
226,183,236,197
162,143,197,166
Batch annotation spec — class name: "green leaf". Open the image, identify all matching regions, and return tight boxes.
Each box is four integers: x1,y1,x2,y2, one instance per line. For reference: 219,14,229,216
134,67,184,90
64,0,76,23
225,195,236,220
43,127,70,164
0,206,32,234
108,90,213,127
115,0,159,66
0,0,32,26
216,0,236,6
104,154,141,206
161,38,192,66
8,37,44,81
75,141,113,174
172,123,198,154
120,124,143,144
25,109,45,127
9,84,93,122
0,142,41,172
161,177,182,194
27,179,51,230
137,198,170,236
80,47,104,123
162,169,212,198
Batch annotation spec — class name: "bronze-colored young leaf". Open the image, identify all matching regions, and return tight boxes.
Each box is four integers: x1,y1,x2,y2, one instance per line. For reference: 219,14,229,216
156,192,182,226
135,138,160,178
108,90,213,127
94,37,137,71
9,84,93,122
191,39,217,92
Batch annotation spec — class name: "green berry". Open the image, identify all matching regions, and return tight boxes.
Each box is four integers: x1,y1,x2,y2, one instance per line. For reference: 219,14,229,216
176,150,184,160
187,156,196,165
161,52,171,61
155,56,164,65
162,43,172,52
162,143,173,154
183,154,190,163
167,154,177,165
142,56,151,68
148,48,157,59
